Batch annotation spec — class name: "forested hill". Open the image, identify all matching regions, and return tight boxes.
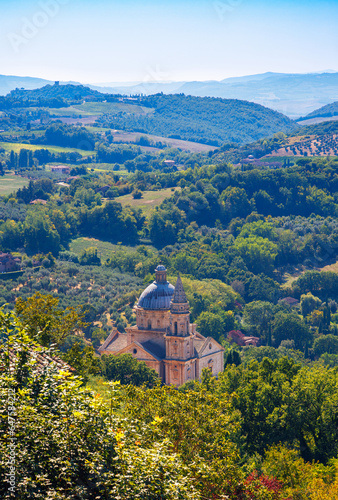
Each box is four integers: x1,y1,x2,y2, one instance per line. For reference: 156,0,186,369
300,101,338,121
104,94,299,146
8,83,104,102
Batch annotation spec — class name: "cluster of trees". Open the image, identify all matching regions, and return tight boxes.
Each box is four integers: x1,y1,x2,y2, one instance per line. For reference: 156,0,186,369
8,148,85,170
2,314,338,499
96,142,141,164
1,175,145,254
39,123,96,150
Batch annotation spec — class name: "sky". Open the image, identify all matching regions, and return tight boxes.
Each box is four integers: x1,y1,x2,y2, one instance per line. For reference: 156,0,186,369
0,0,337,84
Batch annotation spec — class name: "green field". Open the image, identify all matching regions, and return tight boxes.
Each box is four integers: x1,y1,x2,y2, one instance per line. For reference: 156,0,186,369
33,102,154,118
0,174,28,195
115,187,180,215
0,141,95,157
69,238,138,262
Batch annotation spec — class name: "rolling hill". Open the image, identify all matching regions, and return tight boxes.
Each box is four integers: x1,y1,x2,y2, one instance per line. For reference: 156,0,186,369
8,83,104,102
99,93,299,146
264,121,338,158
3,84,298,146
298,101,338,125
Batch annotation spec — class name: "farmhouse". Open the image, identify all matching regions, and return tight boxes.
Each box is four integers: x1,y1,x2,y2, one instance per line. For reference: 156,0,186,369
228,330,259,347
51,165,70,174
99,265,224,386
0,253,21,273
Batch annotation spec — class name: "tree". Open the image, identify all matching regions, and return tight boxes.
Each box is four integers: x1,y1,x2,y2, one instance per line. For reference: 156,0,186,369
300,292,322,317
220,186,252,220
234,236,278,275
15,292,86,347
224,349,241,367
79,246,101,266
62,341,101,381
313,334,338,357
23,211,60,255
196,311,223,341
101,353,159,387
132,189,143,199
272,312,312,351
243,301,274,341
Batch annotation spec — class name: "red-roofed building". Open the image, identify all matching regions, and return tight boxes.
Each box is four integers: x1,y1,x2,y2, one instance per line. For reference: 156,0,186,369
228,330,259,347
0,253,21,273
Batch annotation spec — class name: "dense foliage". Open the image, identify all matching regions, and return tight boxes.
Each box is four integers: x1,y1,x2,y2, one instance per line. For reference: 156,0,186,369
2,316,338,499
101,93,298,146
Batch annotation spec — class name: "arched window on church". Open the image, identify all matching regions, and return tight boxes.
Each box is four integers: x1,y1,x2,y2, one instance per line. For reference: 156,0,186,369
157,319,160,329
174,322,177,335
148,321,151,330
186,321,189,333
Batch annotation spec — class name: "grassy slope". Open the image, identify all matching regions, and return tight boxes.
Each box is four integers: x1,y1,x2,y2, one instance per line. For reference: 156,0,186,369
69,238,137,262
115,187,181,215
0,174,28,195
35,102,154,117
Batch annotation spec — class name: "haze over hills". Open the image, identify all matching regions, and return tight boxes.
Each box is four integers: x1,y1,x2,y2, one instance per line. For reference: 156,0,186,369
1,72,338,119
101,72,338,119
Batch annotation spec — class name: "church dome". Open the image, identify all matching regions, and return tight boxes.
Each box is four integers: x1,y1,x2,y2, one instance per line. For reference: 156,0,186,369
137,265,174,310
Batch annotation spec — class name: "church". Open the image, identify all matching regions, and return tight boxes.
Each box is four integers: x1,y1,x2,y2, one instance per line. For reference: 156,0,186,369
99,265,224,386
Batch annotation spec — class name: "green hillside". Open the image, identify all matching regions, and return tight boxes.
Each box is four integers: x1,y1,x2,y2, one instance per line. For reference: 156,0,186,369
300,101,338,121
104,94,298,146
8,83,104,102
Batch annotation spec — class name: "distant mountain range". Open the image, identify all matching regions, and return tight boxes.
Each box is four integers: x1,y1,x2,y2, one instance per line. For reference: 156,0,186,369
1,71,338,119
91,72,338,119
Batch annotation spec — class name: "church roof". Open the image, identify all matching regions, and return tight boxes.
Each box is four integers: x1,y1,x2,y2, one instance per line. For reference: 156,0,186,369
141,340,166,360
138,267,175,310
98,330,128,353
138,281,175,309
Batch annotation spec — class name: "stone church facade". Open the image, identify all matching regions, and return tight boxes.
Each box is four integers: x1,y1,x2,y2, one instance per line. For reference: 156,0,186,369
99,265,224,386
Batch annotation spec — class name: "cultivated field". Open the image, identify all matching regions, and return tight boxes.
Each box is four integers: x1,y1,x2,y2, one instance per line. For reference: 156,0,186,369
268,133,338,157
40,102,154,118
0,141,95,157
111,130,218,153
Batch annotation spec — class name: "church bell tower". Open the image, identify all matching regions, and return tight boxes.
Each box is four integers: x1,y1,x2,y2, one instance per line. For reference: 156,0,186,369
164,275,195,385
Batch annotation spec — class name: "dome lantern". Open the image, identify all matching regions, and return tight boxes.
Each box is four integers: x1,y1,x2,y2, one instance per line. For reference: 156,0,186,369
155,264,167,283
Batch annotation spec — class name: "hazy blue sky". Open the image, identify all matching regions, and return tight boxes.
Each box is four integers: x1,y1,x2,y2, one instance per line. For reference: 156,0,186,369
1,0,337,84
